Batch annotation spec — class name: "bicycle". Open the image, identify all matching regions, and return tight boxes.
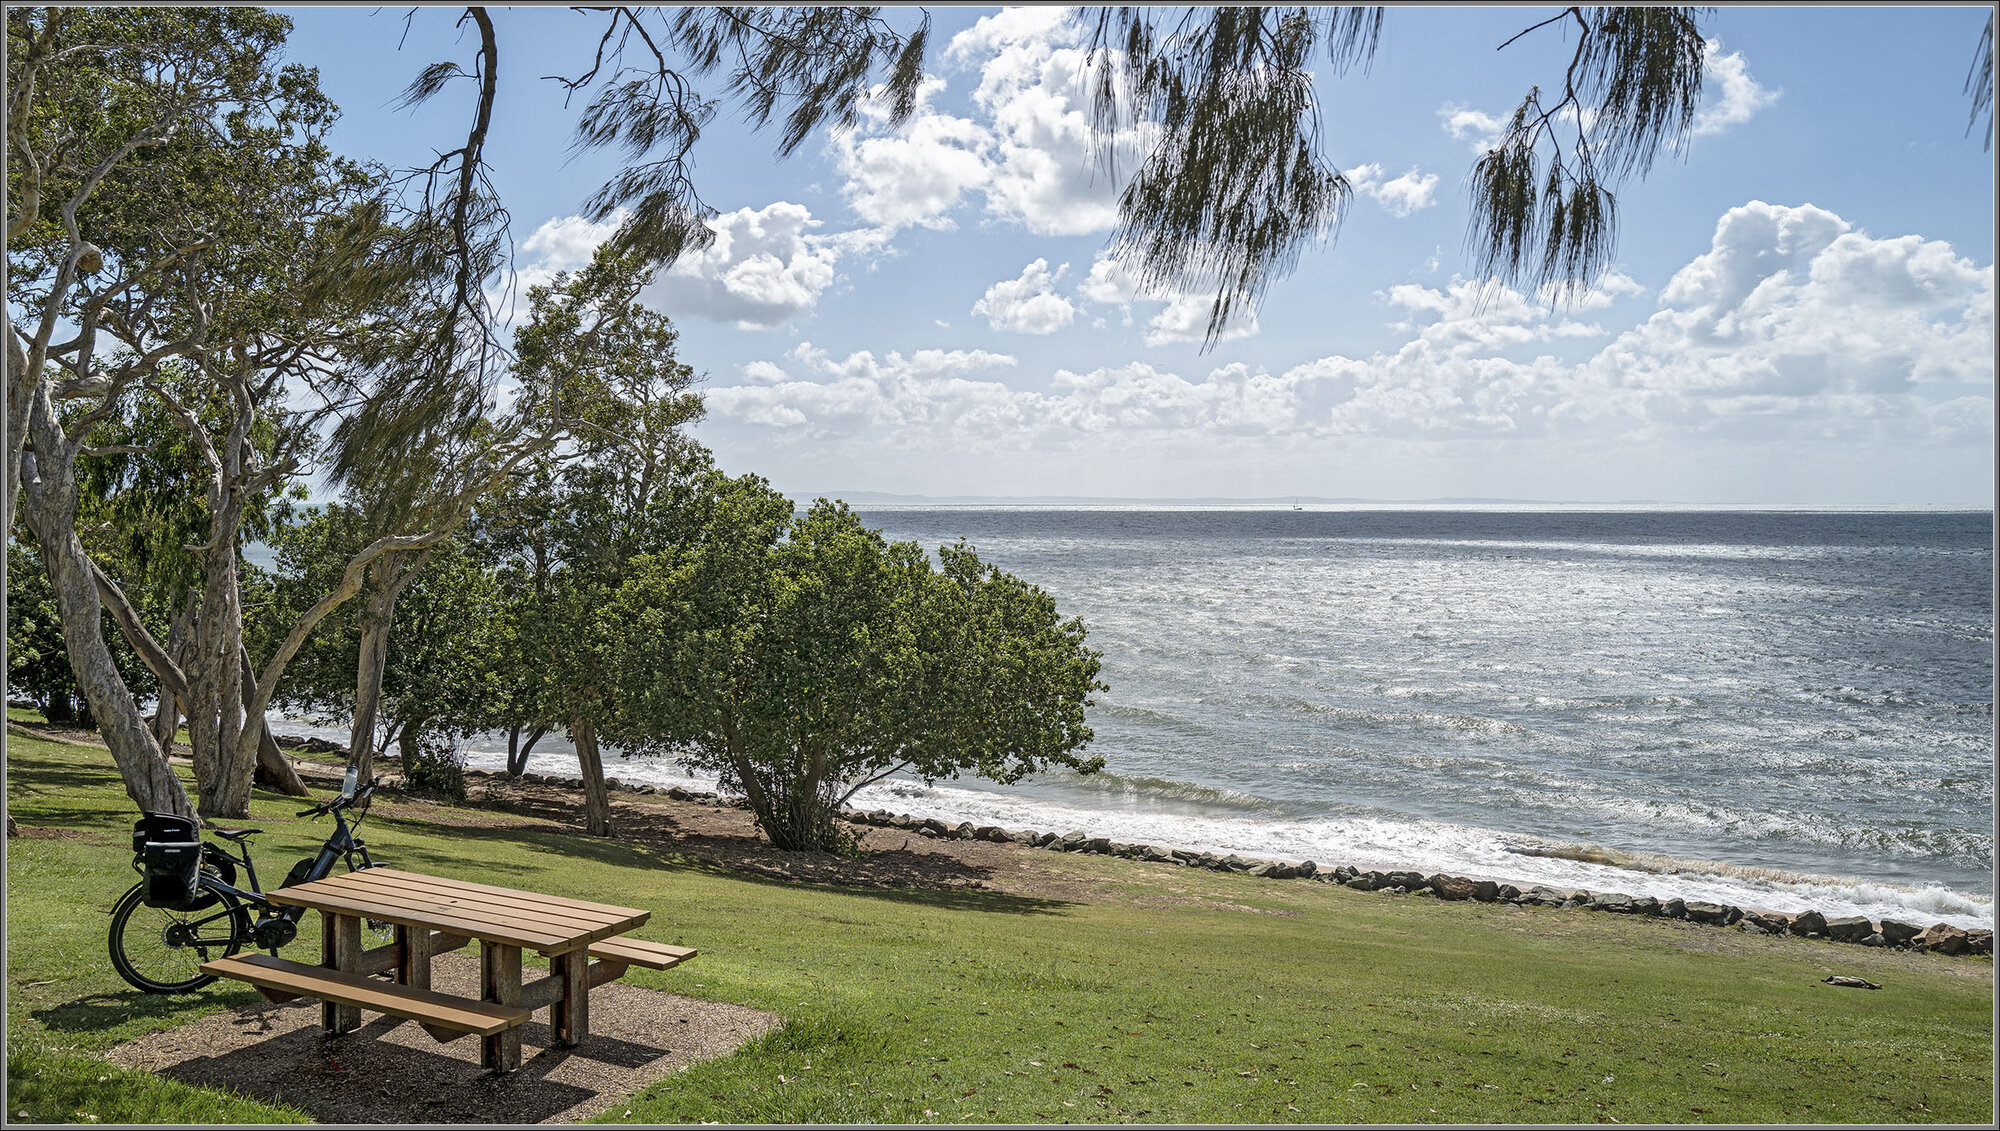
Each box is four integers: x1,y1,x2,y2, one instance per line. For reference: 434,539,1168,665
110,765,389,994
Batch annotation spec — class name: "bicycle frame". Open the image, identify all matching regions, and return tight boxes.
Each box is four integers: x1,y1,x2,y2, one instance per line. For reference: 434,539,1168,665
196,801,376,923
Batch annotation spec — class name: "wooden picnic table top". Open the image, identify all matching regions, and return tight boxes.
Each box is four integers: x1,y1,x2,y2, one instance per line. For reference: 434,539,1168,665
267,867,650,955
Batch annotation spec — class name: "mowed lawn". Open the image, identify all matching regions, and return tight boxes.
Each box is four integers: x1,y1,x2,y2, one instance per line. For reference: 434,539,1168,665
5,725,1992,1125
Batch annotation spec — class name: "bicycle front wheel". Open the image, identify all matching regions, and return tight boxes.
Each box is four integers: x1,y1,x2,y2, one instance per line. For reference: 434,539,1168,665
108,881,249,994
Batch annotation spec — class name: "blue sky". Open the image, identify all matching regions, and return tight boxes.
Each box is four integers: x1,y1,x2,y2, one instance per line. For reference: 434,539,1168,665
276,5,1995,505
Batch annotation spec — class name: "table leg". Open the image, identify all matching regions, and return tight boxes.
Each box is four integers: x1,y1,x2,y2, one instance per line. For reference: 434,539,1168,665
396,923,435,991
553,947,589,1046
480,941,523,1072
321,911,362,1034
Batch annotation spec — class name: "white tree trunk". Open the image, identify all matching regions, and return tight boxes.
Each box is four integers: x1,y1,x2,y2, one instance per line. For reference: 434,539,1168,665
16,392,192,818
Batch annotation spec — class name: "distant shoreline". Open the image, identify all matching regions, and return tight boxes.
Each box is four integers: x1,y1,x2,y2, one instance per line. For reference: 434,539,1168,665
818,494,1991,511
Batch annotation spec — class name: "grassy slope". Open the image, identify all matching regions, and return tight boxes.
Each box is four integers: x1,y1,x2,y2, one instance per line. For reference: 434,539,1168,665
4,726,1992,1125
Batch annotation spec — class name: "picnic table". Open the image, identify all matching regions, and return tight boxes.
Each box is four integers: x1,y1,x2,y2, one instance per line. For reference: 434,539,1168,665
200,867,695,1072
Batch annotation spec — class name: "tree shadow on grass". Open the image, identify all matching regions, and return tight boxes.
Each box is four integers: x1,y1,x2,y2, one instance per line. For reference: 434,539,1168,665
30,988,245,1035
372,811,1078,917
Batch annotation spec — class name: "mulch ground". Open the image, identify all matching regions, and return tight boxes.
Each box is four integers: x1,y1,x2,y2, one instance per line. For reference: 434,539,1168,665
103,952,779,1125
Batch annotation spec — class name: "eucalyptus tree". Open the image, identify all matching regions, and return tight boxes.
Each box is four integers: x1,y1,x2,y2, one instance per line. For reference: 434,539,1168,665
6,7,332,816
6,6,519,817
608,478,1106,854
72,368,309,793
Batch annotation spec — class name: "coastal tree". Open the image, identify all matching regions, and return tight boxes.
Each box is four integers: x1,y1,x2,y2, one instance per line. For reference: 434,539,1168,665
6,6,531,817
70,368,308,793
255,512,504,798
491,245,709,837
6,6,345,816
608,477,1106,854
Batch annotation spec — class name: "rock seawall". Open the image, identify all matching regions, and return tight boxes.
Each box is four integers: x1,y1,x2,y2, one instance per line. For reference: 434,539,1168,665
384,758,1997,960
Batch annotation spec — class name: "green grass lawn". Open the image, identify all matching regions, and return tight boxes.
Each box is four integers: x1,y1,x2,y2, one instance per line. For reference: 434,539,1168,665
5,724,1992,1124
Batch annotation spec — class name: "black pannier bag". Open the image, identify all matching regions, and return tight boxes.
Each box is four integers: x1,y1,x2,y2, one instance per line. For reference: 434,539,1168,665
131,813,201,909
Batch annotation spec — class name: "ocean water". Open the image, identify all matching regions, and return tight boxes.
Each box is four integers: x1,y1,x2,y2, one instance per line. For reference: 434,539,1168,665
268,507,1997,929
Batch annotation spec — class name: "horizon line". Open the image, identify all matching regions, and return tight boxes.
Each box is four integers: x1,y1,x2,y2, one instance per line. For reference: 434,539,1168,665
800,492,1993,510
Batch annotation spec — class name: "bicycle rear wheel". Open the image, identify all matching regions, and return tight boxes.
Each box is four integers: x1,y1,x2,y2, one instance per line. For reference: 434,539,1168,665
108,881,249,994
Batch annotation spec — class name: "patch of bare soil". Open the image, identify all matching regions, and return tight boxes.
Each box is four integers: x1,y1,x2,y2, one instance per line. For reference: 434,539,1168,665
394,765,1153,907
104,952,780,1125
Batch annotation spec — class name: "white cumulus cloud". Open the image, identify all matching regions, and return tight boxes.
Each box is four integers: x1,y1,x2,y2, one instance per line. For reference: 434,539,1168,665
1146,295,1262,347
1346,163,1440,217
1692,39,1780,136
641,202,843,329
1438,103,1509,154
698,202,1991,485
973,258,1078,334
831,78,992,234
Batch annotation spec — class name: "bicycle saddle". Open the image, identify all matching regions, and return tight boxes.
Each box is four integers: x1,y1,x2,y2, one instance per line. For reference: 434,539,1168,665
208,827,260,841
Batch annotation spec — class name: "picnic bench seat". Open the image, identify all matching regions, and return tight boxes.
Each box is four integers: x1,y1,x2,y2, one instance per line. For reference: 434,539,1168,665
586,937,696,970
200,952,531,1041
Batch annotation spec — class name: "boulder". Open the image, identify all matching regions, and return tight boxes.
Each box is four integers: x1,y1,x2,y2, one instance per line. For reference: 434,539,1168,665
1630,896,1661,917
1346,871,1386,891
1788,909,1827,938
1471,880,1502,902
1587,893,1637,913
1741,909,1792,935
1682,901,1736,925
1431,875,1479,902
1879,919,1923,947
1246,862,1278,878
1383,870,1427,891
1661,898,1687,919
1332,865,1358,884
1296,861,1319,878
1495,884,1522,903
1967,929,1993,956
1913,923,1971,956
1058,831,1089,851
1824,915,1875,944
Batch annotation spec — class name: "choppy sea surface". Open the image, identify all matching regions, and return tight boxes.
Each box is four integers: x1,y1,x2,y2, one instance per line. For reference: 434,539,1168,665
269,507,1996,928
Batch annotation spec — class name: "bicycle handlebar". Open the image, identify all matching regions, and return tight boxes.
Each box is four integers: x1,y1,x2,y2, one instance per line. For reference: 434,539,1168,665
295,777,380,818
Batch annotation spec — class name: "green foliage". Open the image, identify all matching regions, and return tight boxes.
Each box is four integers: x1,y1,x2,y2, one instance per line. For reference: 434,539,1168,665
482,244,708,741
608,475,1105,853
75,362,305,616
1086,6,1383,347
6,537,76,719
520,7,928,264
254,506,504,787
1468,6,1707,299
